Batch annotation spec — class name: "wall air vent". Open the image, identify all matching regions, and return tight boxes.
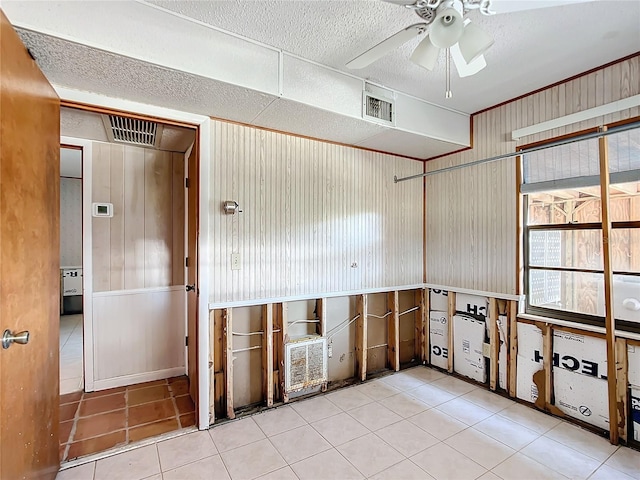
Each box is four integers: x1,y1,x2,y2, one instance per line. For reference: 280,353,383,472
102,114,163,148
284,336,327,394
363,82,395,126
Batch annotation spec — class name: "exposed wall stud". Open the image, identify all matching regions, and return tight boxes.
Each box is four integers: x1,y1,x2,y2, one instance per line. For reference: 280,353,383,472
416,289,428,364
356,294,368,381
387,291,400,371
508,300,518,397
280,302,290,403
489,298,499,391
224,308,235,419
447,293,456,373
262,304,274,407
615,337,628,442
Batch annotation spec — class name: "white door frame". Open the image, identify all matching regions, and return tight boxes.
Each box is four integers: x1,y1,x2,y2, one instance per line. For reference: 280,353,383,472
58,86,211,430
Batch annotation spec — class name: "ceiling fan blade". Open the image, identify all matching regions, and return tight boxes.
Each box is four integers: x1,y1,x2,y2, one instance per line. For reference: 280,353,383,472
346,23,427,69
488,0,597,14
451,44,486,77
410,35,440,70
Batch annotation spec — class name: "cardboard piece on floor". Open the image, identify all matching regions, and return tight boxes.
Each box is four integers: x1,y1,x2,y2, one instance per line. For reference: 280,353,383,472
554,367,609,430
453,314,486,383
429,310,449,369
430,289,449,312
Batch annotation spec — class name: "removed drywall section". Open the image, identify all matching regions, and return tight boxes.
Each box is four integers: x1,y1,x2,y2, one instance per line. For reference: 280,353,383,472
231,306,264,409
367,293,389,373
325,296,357,382
287,300,318,340
430,289,449,312
453,314,486,383
498,315,508,390
398,290,417,364
516,322,543,403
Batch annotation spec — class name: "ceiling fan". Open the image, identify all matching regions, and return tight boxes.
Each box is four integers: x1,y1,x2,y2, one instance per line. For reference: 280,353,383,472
346,0,596,96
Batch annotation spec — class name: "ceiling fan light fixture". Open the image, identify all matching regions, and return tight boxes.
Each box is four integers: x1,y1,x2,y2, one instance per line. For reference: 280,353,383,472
410,35,440,70
429,7,464,48
458,22,494,64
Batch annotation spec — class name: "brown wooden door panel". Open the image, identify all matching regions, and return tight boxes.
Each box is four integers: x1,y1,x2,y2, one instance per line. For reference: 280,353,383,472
0,10,61,479
187,137,199,408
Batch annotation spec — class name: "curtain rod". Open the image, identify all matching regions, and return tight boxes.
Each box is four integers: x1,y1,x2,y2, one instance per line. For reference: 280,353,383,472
394,121,640,183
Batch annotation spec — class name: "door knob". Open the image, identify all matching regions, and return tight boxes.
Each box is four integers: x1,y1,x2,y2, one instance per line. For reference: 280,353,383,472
186,284,195,292
2,329,30,349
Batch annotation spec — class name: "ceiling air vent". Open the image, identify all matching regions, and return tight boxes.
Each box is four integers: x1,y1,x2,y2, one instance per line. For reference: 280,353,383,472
363,83,395,126
102,114,163,148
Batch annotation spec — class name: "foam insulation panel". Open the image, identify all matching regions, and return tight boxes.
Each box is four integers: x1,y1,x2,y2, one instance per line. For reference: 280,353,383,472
552,330,607,380
429,289,449,312
516,323,543,403
554,367,609,430
632,387,640,442
628,343,640,388
455,293,489,319
498,315,507,390
429,311,449,370
453,315,486,383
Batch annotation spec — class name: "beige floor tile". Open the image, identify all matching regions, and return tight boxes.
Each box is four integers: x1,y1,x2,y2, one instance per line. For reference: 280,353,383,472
436,397,494,426
311,412,369,446
220,439,286,479
55,462,95,480
402,366,446,383
476,472,502,480
430,376,478,396
253,406,307,437
604,447,640,479
589,464,636,480
369,459,435,480
444,428,516,469
157,430,218,472
163,455,230,480
347,402,402,431
210,417,266,453
544,422,617,462
353,380,400,400
410,442,487,480
378,392,430,418
290,396,341,423
337,433,404,478
407,383,456,407
491,452,568,480
408,407,468,440
375,420,439,457
290,448,363,480
461,388,515,413
378,372,425,391
94,444,160,480
473,414,539,450
270,425,331,464
497,403,562,434
256,466,299,480
521,436,601,479
326,388,373,411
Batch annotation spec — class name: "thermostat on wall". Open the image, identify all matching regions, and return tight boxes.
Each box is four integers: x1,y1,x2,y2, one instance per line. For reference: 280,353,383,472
92,202,113,218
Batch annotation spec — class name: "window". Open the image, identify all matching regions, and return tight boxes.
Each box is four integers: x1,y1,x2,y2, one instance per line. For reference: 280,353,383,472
522,123,640,332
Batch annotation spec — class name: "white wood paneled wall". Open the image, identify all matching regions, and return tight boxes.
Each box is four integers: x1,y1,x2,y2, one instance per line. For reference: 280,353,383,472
209,120,424,303
425,55,639,295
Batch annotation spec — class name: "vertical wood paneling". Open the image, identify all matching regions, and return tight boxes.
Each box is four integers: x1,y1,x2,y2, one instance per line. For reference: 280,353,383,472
425,55,639,295
209,121,423,303
92,142,185,292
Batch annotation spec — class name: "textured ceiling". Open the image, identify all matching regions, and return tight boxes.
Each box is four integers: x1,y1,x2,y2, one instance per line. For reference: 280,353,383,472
147,0,640,113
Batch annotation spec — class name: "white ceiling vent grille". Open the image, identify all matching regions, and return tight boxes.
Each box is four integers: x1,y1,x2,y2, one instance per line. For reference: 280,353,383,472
284,337,327,393
363,83,395,126
102,115,163,148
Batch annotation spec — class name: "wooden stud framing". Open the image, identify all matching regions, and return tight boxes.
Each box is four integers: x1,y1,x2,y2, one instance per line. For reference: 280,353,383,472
273,304,284,402
489,298,499,391
447,292,456,373
280,302,290,403
387,291,400,372
355,294,368,381
224,308,235,420
208,311,216,424
416,289,428,364
508,300,518,398
599,129,620,445
615,338,628,443
317,298,327,337
262,304,274,407
542,324,553,408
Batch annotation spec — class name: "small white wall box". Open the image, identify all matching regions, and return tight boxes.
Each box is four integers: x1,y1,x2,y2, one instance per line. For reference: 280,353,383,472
92,202,113,218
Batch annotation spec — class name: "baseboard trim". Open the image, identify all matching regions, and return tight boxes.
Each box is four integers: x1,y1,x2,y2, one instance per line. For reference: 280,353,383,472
91,367,186,392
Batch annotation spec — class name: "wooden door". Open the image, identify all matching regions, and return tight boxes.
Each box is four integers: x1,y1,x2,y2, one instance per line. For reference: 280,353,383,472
0,11,61,480
186,137,199,410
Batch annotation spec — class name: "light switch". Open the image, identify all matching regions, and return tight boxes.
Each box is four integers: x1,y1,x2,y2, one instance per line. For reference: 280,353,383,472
231,253,241,270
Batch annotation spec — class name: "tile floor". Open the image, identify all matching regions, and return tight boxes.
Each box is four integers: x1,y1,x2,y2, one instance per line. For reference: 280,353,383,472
60,314,84,395
56,366,640,480
59,377,195,463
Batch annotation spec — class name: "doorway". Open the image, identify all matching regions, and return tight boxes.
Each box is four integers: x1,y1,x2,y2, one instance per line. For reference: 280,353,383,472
60,146,84,395
58,106,199,462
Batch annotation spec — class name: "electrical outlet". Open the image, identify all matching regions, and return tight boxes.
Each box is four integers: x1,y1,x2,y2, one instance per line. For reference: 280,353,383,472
231,253,241,270
482,342,491,357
